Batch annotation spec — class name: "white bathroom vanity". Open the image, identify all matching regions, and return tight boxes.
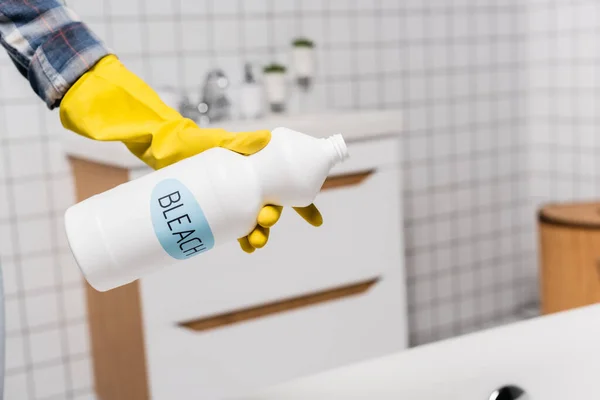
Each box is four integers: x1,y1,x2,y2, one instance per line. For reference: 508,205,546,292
60,109,408,399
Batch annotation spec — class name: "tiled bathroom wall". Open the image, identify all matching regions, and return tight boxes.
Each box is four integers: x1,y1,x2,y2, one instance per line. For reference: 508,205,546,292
399,1,534,345
0,56,91,398
528,0,600,203
0,0,588,398
525,0,600,335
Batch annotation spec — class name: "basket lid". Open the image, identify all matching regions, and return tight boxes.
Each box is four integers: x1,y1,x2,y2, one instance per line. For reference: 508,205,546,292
539,202,600,230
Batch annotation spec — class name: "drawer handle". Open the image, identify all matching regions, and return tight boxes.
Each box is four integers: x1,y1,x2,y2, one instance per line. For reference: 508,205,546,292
597,260,600,280
179,278,379,333
321,169,375,191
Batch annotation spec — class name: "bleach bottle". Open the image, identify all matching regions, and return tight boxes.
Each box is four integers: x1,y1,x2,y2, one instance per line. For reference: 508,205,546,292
65,127,349,291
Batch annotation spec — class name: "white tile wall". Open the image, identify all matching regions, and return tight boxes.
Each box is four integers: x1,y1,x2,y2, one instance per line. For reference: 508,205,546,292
32,364,67,398
144,0,176,17
25,292,60,329
69,357,93,393
4,104,42,140
29,328,63,364
5,371,28,400
7,142,46,179
5,298,23,336
21,255,57,292
16,218,54,254
65,322,90,357
1,259,17,297
5,336,26,370
527,0,600,209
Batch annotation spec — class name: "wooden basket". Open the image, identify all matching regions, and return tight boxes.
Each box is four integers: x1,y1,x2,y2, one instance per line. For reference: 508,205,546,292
539,202,600,315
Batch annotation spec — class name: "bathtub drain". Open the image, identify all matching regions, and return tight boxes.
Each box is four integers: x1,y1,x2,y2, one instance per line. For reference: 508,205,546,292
489,385,529,400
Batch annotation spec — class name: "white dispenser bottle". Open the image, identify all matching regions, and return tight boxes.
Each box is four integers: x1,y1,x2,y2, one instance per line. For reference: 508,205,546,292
64,128,349,291
239,63,263,119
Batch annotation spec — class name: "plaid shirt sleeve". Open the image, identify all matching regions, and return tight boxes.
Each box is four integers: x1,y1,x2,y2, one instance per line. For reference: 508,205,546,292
0,0,111,109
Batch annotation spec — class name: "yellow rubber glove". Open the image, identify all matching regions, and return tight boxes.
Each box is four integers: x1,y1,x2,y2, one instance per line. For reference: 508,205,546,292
59,55,322,252
238,204,323,253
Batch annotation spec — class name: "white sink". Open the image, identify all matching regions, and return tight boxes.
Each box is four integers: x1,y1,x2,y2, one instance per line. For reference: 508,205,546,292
238,304,600,400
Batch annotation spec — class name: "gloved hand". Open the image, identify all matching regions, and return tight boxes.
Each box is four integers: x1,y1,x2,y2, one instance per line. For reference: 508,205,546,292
59,55,322,252
238,204,322,253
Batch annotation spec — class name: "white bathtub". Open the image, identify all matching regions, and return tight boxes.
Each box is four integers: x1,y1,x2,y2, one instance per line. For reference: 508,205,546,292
237,304,600,399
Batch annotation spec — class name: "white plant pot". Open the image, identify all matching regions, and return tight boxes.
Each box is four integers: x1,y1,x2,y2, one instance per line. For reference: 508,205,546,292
239,84,263,119
292,47,315,79
264,72,287,112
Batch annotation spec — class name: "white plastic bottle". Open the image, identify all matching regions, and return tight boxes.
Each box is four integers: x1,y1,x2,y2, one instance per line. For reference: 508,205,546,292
64,127,349,291
239,63,263,119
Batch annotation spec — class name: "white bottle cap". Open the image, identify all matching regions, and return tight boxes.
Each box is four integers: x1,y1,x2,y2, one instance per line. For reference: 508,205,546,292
326,134,349,164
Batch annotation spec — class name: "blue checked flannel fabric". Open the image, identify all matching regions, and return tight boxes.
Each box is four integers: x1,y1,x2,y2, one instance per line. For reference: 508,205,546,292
0,0,110,108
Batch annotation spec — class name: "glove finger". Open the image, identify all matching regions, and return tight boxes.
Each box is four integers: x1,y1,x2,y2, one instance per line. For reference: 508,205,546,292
248,225,270,249
293,204,323,227
222,130,271,155
238,237,255,253
257,205,283,228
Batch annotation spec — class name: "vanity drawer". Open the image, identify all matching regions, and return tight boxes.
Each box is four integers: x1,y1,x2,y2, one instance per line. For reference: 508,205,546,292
139,137,402,325
144,273,408,400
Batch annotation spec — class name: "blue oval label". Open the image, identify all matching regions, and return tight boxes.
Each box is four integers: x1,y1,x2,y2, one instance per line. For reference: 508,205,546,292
150,179,214,260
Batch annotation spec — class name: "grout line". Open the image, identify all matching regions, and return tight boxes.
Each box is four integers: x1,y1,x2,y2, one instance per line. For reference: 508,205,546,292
5,352,90,376
206,0,216,69
398,2,415,346
5,316,87,338
350,0,359,110
466,1,483,330
571,0,581,200
445,0,462,336
374,0,384,110
549,0,560,198
71,4,526,24
421,1,437,342
490,0,503,321
173,0,185,90
323,0,333,109
510,2,529,315
238,0,247,62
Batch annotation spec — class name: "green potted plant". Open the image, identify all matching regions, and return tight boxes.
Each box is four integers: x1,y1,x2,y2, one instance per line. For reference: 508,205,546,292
263,63,287,113
292,37,316,90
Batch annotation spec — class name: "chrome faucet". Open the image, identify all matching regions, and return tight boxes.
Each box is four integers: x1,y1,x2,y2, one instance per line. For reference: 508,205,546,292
194,69,231,126
161,70,232,126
